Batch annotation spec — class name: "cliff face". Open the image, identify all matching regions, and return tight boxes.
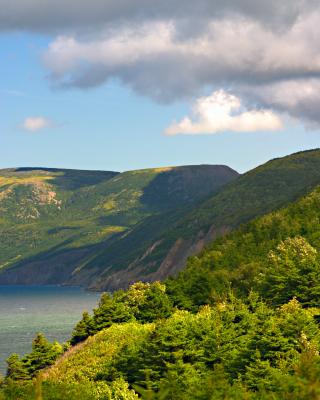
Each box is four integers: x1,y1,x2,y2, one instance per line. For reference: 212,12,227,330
82,224,231,291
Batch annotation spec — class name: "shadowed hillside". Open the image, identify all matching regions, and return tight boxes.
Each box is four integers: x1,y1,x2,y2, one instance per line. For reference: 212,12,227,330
0,164,237,287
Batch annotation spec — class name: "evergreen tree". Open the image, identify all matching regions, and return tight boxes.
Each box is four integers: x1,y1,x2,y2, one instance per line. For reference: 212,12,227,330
70,311,93,345
24,333,63,376
91,293,133,333
259,236,320,306
5,354,29,381
134,282,173,323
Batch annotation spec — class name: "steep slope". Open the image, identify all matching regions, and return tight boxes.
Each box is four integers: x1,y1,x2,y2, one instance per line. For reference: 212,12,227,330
84,149,320,290
167,182,320,308
0,165,237,286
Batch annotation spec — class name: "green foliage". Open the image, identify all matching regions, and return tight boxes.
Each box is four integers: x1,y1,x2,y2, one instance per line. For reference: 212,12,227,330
260,237,320,306
167,185,320,309
0,379,138,400
24,334,63,376
0,379,35,400
5,296,317,399
71,282,173,345
5,333,63,382
124,282,173,323
40,379,139,400
6,354,30,381
4,290,320,399
70,311,94,345
92,292,133,333
47,323,154,385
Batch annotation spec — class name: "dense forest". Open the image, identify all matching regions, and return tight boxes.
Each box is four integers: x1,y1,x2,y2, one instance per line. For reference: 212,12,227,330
2,166,320,398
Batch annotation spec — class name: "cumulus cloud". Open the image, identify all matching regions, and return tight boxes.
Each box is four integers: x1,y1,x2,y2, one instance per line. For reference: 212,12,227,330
2,0,320,128
40,10,320,128
40,8,320,128
165,90,283,135
21,117,53,132
239,79,320,127
43,14,320,97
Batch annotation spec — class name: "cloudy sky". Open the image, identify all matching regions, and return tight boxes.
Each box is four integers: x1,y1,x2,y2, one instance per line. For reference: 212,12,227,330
1,0,320,172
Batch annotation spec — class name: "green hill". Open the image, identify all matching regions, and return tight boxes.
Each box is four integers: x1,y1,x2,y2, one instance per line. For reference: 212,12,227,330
0,164,237,287
83,148,320,290
167,179,320,309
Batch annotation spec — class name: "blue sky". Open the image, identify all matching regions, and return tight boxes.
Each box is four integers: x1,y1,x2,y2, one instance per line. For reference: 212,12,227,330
1,2,320,174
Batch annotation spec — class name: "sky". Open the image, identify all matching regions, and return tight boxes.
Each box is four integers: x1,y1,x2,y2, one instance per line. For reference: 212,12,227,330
1,1,320,173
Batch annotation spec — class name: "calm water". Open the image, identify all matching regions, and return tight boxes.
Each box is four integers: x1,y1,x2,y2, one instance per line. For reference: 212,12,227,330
0,285,100,375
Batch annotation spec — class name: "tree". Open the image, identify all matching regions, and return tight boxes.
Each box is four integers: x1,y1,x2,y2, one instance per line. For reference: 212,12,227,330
70,311,93,345
91,293,133,333
24,333,63,376
133,282,173,323
5,354,29,381
258,236,320,306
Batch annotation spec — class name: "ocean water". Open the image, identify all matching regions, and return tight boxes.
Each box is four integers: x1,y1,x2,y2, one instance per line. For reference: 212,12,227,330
0,285,100,375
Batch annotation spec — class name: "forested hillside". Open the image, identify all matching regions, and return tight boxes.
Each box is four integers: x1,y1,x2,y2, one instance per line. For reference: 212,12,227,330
0,165,237,287
3,160,320,399
121,149,320,289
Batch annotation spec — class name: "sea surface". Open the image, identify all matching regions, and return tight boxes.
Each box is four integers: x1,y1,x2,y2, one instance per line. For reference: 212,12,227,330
0,285,100,375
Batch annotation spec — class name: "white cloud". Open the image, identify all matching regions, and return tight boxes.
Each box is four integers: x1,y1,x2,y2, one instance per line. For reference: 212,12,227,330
165,90,283,135
44,14,320,93
239,79,320,127
3,0,320,129
21,117,53,132
44,22,175,76
40,10,320,128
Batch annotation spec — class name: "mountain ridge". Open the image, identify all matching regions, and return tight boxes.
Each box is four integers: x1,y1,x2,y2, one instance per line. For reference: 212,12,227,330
0,164,238,288
2,149,320,291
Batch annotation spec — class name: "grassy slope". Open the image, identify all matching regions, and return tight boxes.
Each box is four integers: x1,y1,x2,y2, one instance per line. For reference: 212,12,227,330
0,165,237,286
187,148,320,230
44,322,154,383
